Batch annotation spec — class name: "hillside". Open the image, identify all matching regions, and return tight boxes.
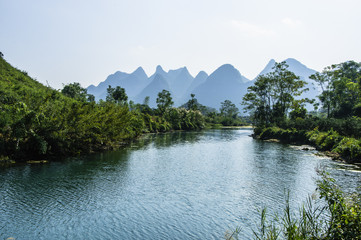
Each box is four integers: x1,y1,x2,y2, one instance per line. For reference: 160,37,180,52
0,56,144,161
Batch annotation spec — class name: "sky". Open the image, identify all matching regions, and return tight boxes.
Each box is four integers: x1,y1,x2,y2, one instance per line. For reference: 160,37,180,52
1,0,361,89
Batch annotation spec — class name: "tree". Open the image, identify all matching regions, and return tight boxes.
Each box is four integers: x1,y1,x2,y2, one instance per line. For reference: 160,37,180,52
106,85,128,105
61,82,88,101
87,94,95,103
311,61,361,118
0,52,3,58
143,96,150,106
113,86,128,105
156,89,173,115
186,94,198,111
106,85,115,102
309,72,334,118
220,100,239,118
243,61,308,126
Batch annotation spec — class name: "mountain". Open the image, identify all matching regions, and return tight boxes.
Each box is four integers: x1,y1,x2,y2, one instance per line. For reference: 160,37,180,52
167,67,194,103
192,64,250,109
87,67,148,101
135,65,194,106
135,74,171,107
185,71,208,95
87,58,319,111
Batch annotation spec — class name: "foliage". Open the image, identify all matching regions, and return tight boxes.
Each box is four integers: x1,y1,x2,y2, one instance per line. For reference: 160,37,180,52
228,171,361,239
333,137,361,162
106,85,128,105
156,89,174,116
61,82,91,102
220,100,239,118
243,61,308,127
311,61,361,118
185,93,199,111
0,57,205,163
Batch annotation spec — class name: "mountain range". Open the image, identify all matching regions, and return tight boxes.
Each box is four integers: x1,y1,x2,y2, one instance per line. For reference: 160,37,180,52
87,58,319,110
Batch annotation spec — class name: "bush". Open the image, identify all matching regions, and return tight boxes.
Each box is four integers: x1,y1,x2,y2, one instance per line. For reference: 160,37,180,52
333,137,361,162
320,129,342,151
259,127,282,140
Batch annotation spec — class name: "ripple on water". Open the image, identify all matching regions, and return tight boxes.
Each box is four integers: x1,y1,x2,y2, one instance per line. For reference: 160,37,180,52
1,129,360,239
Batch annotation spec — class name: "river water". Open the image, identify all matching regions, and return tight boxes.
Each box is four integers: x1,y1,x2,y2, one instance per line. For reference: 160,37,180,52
1,128,360,239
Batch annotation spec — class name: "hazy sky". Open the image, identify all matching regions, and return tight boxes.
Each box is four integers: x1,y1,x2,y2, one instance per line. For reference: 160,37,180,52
1,0,361,89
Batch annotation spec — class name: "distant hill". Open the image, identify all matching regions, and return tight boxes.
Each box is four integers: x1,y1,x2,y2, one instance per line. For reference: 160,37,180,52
192,64,250,109
87,67,148,101
135,74,171,107
87,58,319,111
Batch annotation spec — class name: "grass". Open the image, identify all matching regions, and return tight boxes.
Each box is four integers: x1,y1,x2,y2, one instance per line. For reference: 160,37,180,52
226,170,361,239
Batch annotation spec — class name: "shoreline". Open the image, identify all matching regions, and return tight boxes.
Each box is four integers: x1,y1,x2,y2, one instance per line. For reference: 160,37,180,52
252,132,361,165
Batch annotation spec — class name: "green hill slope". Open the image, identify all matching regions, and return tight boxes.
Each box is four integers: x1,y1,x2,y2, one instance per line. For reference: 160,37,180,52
0,56,143,162
0,56,205,164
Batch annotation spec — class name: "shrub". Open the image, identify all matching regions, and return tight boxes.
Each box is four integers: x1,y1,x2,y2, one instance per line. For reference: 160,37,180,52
333,137,361,162
259,127,282,140
320,129,342,151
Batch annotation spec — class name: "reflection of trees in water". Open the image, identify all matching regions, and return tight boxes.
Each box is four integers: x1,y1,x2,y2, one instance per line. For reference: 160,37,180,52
131,131,204,149
0,149,132,219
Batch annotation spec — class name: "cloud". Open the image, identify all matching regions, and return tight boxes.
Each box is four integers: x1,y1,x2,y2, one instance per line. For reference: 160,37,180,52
230,20,276,37
282,18,303,28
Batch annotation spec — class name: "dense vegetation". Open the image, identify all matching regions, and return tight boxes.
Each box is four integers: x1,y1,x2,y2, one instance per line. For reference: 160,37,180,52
243,60,361,163
0,55,250,163
237,60,361,239
0,56,207,163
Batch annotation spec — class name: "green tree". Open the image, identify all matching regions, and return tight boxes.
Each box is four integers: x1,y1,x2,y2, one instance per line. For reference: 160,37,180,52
87,94,95,102
113,86,128,105
156,89,173,116
186,94,198,111
106,85,115,102
143,96,150,106
106,85,128,105
243,61,308,126
61,82,88,101
220,100,239,118
311,61,361,118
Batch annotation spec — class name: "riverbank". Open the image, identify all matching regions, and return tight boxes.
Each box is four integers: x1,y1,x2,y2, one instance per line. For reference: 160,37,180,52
254,126,361,164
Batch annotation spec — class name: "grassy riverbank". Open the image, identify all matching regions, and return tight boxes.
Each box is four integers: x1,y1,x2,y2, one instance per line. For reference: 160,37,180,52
254,124,361,163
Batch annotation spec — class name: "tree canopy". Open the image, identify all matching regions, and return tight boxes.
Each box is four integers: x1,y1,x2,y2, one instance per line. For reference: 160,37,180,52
242,61,308,126
156,89,174,115
310,61,361,118
106,85,128,105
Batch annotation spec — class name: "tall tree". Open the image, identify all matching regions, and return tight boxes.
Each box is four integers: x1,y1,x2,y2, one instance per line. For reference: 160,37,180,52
309,72,334,117
311,61,361,118
186,94,199,111
243,61,308,126
61,82,88,101
106,85,128,105
156,89,173,116
220,100,239,118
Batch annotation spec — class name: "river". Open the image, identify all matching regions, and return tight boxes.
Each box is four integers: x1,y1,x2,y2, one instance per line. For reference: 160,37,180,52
1,128,360,239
